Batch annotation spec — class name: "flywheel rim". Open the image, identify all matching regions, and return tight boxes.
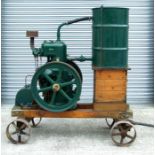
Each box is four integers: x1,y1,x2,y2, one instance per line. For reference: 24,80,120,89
31,61,82,112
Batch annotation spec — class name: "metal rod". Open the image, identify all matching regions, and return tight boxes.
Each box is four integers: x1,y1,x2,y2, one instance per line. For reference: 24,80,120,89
128,119,154,128
30,37,35,49
67,55,92,62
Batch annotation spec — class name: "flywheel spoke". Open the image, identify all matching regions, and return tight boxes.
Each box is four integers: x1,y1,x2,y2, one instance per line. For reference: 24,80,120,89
38,86,52,92
60,89,72,101
57,69,62,82
61,79,75,87
31,62,82,112
49,92,56,105
43,73,55,84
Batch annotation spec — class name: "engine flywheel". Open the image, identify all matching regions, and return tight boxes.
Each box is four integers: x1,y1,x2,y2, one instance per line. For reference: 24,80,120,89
31,61,82,112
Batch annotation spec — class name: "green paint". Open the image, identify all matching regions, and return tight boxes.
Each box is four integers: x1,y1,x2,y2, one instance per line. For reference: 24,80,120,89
17,6,130,112
32,40,67,62
41,40,67,61
15,84,33,107
31,62,82,112
92,6,129,68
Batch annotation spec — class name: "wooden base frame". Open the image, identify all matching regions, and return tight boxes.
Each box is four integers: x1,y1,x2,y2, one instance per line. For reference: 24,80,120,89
11,103,133,120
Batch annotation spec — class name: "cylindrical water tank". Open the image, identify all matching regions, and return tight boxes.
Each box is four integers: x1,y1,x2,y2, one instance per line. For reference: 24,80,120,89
92,6,129,69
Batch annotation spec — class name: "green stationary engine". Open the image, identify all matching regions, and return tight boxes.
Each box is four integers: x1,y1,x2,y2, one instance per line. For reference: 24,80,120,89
15,6,128,112
16,16,92,112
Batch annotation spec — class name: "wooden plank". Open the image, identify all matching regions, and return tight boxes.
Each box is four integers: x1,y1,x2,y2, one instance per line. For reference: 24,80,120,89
77,104,93,109
95,70,126,80
95,91,126,102
94,70,127,102
96,80,126,91
17,104,93,110
93,102,129,111
11,106,132,119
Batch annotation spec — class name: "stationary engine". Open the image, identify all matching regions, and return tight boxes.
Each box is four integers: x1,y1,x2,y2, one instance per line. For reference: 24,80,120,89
15,17,92,112
7,7,142,147
15,6,129,113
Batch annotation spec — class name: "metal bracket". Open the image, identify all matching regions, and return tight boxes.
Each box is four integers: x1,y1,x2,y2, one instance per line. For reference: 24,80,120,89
118,110,133,120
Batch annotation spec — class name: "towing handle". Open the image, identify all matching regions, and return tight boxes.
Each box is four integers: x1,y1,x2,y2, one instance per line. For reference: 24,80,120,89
128,119,154,128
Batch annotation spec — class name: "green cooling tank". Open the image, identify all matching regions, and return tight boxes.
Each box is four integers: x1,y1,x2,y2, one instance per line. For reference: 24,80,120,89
92,6,129,69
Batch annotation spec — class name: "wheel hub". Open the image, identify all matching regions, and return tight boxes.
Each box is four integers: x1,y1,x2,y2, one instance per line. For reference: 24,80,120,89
121,131,127,137
52,83,60,92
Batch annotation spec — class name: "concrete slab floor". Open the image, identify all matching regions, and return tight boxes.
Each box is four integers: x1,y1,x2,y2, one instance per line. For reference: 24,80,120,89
1,104,154,155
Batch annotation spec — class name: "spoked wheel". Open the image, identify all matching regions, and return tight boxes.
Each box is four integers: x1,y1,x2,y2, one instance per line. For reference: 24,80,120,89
6,118,31,144
110,120,136,146
30,118,42,127
31,61,82,112
105,118,116,128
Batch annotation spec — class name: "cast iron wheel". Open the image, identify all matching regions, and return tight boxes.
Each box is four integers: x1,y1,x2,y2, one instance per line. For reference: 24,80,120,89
110,120,136,146
6,118,31,144
31,61,82,112
105,118,116,128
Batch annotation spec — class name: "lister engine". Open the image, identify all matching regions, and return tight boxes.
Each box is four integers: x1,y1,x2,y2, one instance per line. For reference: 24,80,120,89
6,6,153,146
15,6,129,112
7,6,142,146
16,16,93,112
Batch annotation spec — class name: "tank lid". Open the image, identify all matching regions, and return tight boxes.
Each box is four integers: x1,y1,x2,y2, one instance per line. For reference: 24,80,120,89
92,6,129,10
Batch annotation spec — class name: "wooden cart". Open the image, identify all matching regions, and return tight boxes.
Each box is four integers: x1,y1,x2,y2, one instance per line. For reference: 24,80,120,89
6,70,137,146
